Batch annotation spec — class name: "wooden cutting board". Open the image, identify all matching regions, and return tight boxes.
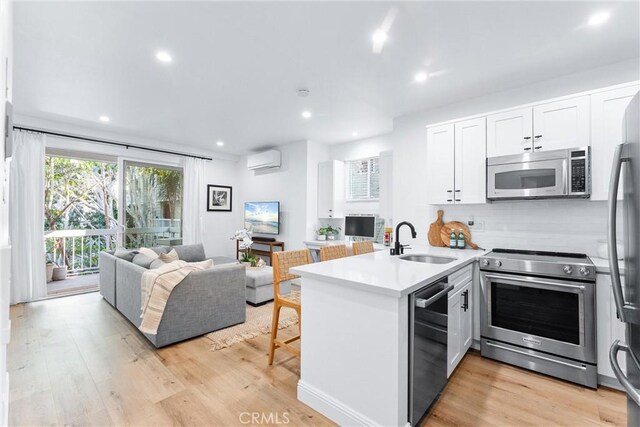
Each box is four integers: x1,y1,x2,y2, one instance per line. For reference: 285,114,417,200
439,221,479,249
428,210,446,247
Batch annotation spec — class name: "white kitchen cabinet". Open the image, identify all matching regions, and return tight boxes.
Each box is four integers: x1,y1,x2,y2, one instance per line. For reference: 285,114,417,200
596,273,627,379
317,160,345,218
532,96,590,152
590,85,639,201
454,117,486,204
427,119,486,205
448,281,472,377
486,107,533,157
487,96,590,157
426,123,455,205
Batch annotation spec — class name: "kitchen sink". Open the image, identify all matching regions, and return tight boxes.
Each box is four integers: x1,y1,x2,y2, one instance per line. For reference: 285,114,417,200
399,254,456,264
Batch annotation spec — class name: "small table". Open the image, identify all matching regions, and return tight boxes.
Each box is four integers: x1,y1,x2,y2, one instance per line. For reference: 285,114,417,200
237,240,285,266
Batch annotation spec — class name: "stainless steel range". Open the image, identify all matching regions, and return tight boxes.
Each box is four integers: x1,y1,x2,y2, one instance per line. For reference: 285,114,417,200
479,248,597,388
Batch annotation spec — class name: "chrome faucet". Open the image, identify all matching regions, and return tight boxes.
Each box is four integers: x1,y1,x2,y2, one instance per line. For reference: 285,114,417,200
393,221,417,255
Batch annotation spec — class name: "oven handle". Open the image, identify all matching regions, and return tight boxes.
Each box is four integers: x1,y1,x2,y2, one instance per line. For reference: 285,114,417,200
485,341,587,371
609,340,640,406
483,273,586,292
415,284,454,308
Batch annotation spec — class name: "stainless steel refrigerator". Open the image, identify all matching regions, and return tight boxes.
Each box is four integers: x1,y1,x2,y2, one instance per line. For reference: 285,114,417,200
609,92,640,425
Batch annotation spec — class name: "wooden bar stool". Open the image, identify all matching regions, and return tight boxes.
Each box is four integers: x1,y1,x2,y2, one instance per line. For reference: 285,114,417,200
268,249,311,365
319,244,348,262
352,241,374,255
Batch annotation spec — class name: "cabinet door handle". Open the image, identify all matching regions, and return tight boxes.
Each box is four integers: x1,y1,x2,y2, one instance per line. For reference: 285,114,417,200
523,147,532,151
454,190,461,193
455,199,461,202
446,199,453,202
535,135,543,138
446,190,453,193
462,290,469,311
523,136,531,140
535,146,542,150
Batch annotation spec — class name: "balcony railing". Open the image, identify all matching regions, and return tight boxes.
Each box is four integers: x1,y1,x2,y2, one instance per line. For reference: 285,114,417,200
44,228,117,276
45,221,183,276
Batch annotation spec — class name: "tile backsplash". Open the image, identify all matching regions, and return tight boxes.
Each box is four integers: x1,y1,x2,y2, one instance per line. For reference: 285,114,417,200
426,200,616,258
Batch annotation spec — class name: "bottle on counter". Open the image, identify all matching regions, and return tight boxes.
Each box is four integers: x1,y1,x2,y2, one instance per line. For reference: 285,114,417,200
457,229,466,249
449,228,457,249
384,227,393,247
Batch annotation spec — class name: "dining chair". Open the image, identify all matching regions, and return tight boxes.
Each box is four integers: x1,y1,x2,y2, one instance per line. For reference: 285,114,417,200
319,244,348,262
268,249,311,365
352,241,374,255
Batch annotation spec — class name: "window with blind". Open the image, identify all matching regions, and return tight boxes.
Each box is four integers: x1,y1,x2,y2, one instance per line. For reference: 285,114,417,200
347,157,379,200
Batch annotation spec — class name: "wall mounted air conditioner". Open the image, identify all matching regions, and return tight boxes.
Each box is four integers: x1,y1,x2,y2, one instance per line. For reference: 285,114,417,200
247,150,281,171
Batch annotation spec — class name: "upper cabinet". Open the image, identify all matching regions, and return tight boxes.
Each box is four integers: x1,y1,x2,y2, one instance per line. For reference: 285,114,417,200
426,118,486,205
317,160,345,218
426,123,455,205
532,96,590,151
487,107,532,157
454,118,486,204
590,85,640,201
487,96,590,157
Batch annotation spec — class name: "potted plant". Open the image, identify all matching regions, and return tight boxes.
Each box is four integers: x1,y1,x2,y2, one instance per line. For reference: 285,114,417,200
317,225,341,241
231,229,262,268
45,260,55,283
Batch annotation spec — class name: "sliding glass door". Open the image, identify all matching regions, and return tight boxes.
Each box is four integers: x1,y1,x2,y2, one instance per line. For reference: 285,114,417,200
122,161,183,249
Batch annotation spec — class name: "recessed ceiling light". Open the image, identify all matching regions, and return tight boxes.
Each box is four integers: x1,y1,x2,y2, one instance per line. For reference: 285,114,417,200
372,29,388,44
301,111,312,119
414,72,428,83
352,132,359,137
216,140,224,147
155,51,173,63
588,11,610,27
99,115,110,122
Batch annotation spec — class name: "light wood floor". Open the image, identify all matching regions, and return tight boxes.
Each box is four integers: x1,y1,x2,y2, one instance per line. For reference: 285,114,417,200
8,292,626,427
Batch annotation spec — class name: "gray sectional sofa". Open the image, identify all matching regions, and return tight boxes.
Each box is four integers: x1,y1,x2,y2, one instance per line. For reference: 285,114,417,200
99,244,246,347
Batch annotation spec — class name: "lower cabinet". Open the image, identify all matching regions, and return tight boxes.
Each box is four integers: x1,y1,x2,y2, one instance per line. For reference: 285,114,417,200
448,281,473,377
596,273,627,379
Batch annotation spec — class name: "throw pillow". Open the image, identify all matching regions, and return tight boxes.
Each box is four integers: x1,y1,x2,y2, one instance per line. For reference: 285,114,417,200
139,247,160,260
114,247,138,262
132,253,155,269
149,258,166,270
159,249,179,262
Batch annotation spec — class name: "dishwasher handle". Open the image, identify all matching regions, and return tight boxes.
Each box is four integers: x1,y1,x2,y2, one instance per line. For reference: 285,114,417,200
415,284,454,308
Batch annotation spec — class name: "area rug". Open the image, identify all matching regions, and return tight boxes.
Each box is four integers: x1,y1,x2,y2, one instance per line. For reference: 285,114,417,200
205,290,300,351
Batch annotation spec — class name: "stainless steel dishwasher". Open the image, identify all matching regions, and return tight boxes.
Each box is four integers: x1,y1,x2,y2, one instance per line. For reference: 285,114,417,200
408,278,454,426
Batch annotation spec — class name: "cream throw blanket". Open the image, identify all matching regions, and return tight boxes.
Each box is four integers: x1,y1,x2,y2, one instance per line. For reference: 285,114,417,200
139,259,212,335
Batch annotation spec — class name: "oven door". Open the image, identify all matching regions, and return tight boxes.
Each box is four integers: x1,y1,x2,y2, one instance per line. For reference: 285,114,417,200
487,158,568,199
480,272,595,363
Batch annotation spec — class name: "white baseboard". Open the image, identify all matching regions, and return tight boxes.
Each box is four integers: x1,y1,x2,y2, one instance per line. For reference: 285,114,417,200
3,371,8,426
297,380,379,427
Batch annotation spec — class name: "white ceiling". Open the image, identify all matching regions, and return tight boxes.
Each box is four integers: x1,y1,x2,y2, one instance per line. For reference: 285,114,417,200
13,1,640,155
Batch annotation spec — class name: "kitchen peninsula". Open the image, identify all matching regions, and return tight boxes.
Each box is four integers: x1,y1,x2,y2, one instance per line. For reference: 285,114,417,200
291,245,485,426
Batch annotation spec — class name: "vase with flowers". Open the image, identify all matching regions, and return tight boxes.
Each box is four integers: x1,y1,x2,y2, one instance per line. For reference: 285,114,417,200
231,229,264,268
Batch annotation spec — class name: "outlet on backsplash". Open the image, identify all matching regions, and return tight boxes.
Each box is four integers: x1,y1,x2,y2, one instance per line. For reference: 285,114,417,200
468,219,484,232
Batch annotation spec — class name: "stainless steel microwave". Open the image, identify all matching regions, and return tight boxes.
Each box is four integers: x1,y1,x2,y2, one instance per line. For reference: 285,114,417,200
487,147,591,200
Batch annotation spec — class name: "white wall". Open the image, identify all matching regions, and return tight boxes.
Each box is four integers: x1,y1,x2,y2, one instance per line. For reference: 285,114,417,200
202,158,240,258
237,141,311,250
392,58,640,255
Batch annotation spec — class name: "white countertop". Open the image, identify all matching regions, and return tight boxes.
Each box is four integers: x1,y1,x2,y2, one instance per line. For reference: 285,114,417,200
291,245,487,297
592,256,625,274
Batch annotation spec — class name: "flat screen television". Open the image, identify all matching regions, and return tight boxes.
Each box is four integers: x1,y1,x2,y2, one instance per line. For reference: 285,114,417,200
244,201,280,235
344,215,376,238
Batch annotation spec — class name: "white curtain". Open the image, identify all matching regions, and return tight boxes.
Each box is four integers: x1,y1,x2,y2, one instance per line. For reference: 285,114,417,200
9,131,46,304
182,157,205,245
